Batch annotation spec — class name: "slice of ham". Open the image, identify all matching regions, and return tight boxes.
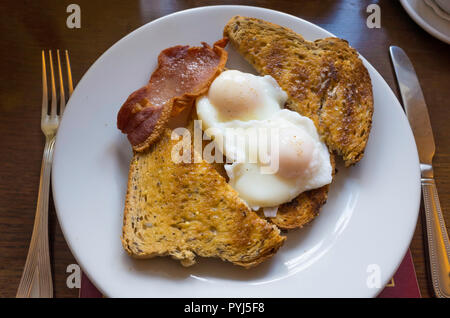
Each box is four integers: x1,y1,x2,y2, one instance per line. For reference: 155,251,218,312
117,38,228,152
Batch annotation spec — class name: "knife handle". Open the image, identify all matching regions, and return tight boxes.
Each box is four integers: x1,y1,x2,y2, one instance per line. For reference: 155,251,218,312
422,178,450,298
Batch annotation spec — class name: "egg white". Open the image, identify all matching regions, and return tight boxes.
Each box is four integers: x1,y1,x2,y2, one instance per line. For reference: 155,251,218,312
223,111,332,208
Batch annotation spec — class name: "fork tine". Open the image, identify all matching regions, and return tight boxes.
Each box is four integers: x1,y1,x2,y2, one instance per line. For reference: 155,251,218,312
65,50,73,96
48,51,57,117
41,51,48,118
56,50,65,114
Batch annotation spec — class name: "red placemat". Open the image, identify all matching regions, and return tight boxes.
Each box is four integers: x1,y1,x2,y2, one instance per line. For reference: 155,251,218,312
377,249,421,298
79,249,420,298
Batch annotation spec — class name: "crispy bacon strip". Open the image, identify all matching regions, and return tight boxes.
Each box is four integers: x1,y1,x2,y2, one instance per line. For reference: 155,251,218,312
117,39,228,152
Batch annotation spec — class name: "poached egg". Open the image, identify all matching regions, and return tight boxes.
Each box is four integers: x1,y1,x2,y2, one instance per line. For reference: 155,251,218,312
196,70,332,212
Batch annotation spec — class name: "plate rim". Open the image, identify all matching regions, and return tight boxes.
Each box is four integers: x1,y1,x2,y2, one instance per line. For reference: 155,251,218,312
52,4,421,298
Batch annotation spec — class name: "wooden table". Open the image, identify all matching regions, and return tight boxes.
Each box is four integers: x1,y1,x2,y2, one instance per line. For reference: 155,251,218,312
0,0,448,298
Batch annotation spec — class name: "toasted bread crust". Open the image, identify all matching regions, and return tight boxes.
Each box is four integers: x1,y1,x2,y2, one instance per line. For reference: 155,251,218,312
224,16,373,166
122,130,285,268
270,185,328,230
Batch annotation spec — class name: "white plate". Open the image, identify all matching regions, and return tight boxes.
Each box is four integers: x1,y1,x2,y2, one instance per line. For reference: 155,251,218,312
52,5,420,298
400,0,450,44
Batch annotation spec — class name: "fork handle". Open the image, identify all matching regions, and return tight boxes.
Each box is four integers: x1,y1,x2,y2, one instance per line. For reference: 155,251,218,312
422,178,450,298
17,138,54,298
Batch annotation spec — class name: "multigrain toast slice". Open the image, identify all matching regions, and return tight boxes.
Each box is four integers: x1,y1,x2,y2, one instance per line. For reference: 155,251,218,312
122,130,285,268
224,16,373,166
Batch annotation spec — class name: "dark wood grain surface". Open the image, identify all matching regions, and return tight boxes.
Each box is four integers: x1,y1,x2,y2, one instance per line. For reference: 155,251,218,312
0,0,448,298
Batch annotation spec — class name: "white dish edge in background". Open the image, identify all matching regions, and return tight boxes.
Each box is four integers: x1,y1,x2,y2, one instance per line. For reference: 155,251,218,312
400,0,450,44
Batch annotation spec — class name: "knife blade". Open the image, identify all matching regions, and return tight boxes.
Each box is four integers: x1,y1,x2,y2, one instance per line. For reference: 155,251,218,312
389,46,435,167
390,45,450,298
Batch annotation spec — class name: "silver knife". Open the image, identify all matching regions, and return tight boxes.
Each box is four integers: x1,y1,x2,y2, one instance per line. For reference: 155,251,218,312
390,46,450,298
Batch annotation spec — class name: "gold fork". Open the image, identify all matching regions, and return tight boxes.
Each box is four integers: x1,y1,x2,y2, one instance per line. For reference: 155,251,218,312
16,50,73,298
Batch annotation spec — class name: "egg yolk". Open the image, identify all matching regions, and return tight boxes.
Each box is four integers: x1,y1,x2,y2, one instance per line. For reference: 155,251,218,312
208,71,263,120
276,128,315,179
